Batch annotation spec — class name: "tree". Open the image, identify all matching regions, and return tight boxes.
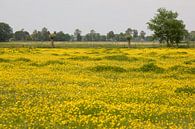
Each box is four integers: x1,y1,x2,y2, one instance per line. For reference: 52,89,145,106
125,28,133,35
115,33,126,41
54,31,71,41
145,36,154,42
31,30,39,41
90,29,96,41
74,29,82,41
0,22,13,42
107,31,115,41
41,27,50,41
147,8,187,47
14,29,30,41
50,32,56,48
132,29,138,39
140,31,146,41
190,31,195,41
126,35,132,48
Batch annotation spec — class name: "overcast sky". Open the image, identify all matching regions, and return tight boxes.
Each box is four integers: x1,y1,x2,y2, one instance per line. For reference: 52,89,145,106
0,0,194,35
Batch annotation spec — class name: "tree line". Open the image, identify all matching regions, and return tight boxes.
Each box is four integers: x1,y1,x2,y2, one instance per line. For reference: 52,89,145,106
0,8,195,47
0,24,151,42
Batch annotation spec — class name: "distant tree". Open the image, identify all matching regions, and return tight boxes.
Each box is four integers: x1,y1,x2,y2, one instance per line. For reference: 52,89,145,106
0,22,13,42
125,28,133,48
115,33,126,41
132,29,138,39
41,27,50,41
107,31,115,41
74,29,82,41
140,31,146,41
50,32,56,48
125,28,133,35
190,31,195,41
90,29,96,41
147,8,187,47
145,36,154,42
126,35,132,48
14,29,30,41
99,35,107,41
31,30,39,41
54,31,71,41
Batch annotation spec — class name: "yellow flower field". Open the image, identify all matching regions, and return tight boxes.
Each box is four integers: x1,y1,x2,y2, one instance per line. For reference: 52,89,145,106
0,48,194,128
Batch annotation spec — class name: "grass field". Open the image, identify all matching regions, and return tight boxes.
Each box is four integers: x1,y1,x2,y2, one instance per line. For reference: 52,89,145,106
0,41,194,48
0,47,195,128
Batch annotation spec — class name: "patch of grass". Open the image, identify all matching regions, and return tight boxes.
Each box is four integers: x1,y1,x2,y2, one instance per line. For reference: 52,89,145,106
15,58,31,62
176,51,188,54
175,87,195,95
51,53,59,56
184,59,195,65
148,52,158,56
29,62,45,67
139,63,164,73
169,65,195,74
160,55,173,59
104,55,129,61
169,65,188,73
0,58,11,63
69,56,90,61
69,56,101,61
189,67,195,74
91,65,126,72
104,55,138,62
44,60,65,65
30,60,64,67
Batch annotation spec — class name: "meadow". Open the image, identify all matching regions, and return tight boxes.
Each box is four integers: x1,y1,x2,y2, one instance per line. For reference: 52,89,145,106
0,47,195,128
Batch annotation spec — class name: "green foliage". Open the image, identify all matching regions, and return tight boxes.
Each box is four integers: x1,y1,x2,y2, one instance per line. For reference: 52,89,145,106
175,87,195,95
107,31,115,41
148,8,187,47
169,65,195,74
91,65,126,72
139,63,164,73
31,27,50,41
15,58,31,62
0,58,11,63
74,29,82,41
14,30,30,41
104,55,138,62
54,31,71,41
0,22,13,42
104,55,129,61
184,59,195,65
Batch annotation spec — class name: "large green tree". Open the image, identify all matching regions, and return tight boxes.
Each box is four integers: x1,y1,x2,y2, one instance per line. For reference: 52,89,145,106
54,31,71,41
41,27,50,41
147,8,187,47
14,29,30,41
0,22,13,42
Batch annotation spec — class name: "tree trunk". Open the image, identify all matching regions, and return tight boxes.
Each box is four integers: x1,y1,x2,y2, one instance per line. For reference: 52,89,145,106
128,40,131,48
166,40,170,47
51,39,55,48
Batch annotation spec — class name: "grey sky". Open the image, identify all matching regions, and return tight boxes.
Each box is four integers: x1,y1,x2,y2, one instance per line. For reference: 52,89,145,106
0,0,194,35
